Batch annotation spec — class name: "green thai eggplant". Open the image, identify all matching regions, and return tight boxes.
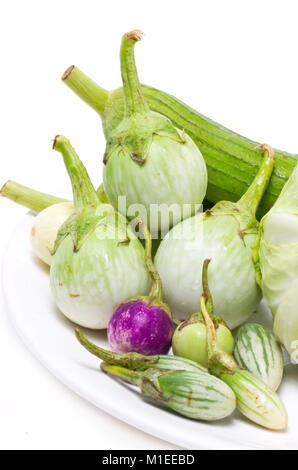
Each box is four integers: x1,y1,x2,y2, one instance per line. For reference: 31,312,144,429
102,30,207,236
172,312,234,368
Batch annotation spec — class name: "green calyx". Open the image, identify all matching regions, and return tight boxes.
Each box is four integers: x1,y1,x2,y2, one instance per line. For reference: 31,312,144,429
52,135,124,254
206,200,259,241
205,144,275,242
101,362,167,401
177,311,228,332
103,30,183,166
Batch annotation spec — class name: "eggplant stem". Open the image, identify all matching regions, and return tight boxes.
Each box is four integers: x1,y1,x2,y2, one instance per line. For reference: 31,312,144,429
202,258,214,316
237,144,275,216
120,30,149,117
62,65,110,115
75,329,159,369
53,135,100,209
0,180,67,212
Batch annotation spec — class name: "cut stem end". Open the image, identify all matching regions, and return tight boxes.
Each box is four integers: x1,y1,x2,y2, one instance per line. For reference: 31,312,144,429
124,29,144,42
61,65,75,81
256,143,274,160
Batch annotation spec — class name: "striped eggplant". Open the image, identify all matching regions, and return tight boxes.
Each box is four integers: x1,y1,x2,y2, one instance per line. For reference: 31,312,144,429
221,368,287,430
234,323,284,391
200,260,288,430
101,363,236,422
76,329,236,421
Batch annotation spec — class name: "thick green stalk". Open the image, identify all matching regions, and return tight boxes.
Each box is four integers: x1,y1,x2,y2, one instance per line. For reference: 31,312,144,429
62,67,298,218
0,180,67,212
75,328,159,369
0,181,107,213
62,66,109,115
53,135,99,209
120,30,149,116
237,144,275,216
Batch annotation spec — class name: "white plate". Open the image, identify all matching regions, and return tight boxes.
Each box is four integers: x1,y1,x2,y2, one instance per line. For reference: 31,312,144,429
2,213,298,450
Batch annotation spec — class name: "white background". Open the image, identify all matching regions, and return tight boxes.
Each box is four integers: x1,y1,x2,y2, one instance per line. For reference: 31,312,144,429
1,0,298,450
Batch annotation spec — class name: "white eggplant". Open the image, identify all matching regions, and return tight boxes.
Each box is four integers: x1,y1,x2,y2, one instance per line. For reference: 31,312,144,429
103,30,207,236
30,202,74,265
155,145,275,328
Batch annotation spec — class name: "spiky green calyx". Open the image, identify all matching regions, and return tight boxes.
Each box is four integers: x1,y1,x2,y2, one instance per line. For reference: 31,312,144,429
52,135,128,254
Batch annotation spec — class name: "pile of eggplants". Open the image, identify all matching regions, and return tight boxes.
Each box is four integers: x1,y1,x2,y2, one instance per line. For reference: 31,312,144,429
2,29,297,431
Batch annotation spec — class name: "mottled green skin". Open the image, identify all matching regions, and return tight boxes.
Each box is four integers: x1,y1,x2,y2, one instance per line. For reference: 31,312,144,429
102,364,236,422
155,205,261,329
103,126,207,236
50,217,151,329
234,323,284,391
172,321,234,367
